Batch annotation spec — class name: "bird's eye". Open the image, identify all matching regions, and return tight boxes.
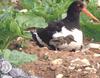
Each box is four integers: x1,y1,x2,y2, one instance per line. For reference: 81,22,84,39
77,4,81,7
77,3,84,8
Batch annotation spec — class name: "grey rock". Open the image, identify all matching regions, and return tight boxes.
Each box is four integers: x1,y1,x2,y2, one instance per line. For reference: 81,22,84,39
0,60,12,74
9,68,28,77
1,75,13,78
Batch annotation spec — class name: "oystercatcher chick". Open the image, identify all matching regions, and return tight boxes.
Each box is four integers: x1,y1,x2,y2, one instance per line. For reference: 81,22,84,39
31,0,99,52
49,35,79,51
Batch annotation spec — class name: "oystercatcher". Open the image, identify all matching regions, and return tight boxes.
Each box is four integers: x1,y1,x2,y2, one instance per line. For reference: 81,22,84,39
31,0,99,51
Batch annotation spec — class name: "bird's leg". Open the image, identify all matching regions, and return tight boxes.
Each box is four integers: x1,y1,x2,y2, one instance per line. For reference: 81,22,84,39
53,47,59,53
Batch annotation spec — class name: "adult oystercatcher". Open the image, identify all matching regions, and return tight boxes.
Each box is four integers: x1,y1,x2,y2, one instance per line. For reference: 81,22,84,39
31,0,99,51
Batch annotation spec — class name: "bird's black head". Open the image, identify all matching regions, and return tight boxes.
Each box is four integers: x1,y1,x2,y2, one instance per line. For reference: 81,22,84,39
66,0,99,22
67,0,84,14
65,0,85,22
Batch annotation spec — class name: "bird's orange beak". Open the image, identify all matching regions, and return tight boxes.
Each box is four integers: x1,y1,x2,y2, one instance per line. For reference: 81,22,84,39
82,7,100,22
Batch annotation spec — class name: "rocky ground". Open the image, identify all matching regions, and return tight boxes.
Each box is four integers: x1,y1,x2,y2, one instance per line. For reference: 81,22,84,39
13,40,100,78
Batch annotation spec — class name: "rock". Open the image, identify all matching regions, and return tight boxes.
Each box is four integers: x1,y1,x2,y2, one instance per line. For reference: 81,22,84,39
50,65,57,71
1,75,12,78
68,66,75,70
71,58,90,67
56,74,63,78
81,59,90,66
0,60,12,74
51,59,63,66
94,53,100,57
9,68,28,77
85,67,97,73
28,76,41,78
0,58,36,78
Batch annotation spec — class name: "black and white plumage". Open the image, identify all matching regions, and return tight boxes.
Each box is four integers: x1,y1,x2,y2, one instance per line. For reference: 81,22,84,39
31,0,99,51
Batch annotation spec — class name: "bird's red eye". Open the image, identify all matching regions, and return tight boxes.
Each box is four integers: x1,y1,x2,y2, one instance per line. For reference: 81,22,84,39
77,3,84,8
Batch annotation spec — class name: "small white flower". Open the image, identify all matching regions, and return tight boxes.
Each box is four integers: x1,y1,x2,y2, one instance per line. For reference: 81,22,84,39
97,0,100,6
19,9,28,13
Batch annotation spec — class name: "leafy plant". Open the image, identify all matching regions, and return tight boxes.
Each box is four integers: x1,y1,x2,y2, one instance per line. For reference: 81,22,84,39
19,0,72,22
0,49,37,66
15,13,48,29
80,0,100,42
81,22,100,42
0,8,22,50
87,0,100,19
0,2,47,50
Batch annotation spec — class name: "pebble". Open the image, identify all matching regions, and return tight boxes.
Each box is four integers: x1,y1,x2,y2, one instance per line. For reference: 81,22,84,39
71,58,90,67
56,74,63,78
51,59,63,66
94,53,100,57
85,67,97,73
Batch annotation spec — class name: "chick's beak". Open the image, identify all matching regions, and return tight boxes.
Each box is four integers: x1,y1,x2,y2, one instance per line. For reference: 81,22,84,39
82,7,100,22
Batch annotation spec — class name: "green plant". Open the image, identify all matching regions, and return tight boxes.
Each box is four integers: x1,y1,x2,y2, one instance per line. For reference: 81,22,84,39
81,22,100,42
87,0,100,19
15,13,48,29
0,8,22,50
0,49,37,66
80,0,100,42
19,0,72,22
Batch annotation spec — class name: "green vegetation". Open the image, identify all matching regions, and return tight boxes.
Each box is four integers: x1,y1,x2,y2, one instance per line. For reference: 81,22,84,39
19,0,72,21
1,49,37,66
0,8,21,50
81,0,100,42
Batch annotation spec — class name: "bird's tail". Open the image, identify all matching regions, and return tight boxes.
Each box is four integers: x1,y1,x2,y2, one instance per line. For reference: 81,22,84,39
81,43,100,52
30,30,50,48
87,43,100,49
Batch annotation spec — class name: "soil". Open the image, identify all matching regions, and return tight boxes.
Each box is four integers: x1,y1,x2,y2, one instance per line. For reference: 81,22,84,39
10,39,99,78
